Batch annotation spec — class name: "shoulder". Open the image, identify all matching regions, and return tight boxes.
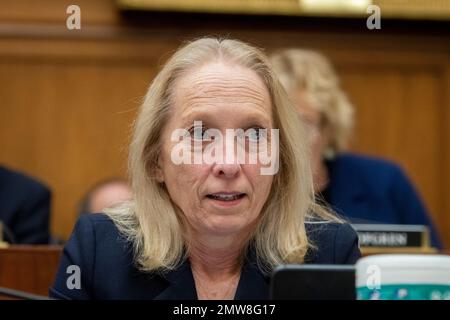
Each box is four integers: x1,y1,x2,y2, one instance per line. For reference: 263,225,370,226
305,221,361,265
50,214,135,299
330,153,407,189
0,166,50,196
332,153,402,175
65,213,129,259
73,213,120,239
61,214,123,259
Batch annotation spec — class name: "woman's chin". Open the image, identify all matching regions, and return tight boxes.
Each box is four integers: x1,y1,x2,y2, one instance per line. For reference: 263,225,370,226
202,215,251,236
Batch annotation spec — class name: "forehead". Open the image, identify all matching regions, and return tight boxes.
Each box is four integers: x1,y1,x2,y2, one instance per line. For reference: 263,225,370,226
171,62,272,124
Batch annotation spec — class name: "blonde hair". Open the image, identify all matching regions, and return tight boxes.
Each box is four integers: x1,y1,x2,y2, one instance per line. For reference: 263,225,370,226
106,38,341,275
270,49,354,154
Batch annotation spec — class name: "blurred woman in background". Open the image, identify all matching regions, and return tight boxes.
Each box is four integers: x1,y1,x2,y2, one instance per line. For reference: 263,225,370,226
270,49,442,248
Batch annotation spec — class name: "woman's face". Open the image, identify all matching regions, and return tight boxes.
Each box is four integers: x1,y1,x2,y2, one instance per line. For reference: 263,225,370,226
157,62,274,238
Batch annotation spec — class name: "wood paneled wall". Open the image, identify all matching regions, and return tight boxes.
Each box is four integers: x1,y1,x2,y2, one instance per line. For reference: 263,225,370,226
0,0,449,248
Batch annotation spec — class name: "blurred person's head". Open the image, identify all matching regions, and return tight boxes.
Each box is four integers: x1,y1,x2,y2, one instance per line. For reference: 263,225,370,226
106,38,339,274
78,178,132,215
270,49,354,190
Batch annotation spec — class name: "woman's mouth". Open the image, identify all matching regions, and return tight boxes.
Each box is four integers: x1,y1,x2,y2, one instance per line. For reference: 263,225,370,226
206,192,246,207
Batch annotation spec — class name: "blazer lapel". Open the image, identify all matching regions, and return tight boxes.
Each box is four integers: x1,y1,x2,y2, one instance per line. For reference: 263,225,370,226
154,260,197,300
234,249,270,300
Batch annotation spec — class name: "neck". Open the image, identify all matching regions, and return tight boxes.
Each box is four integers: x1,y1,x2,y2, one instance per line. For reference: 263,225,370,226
188,232,249,279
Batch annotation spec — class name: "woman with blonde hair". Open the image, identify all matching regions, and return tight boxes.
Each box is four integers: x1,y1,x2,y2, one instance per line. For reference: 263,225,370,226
50,38,360,300
270,49,441,249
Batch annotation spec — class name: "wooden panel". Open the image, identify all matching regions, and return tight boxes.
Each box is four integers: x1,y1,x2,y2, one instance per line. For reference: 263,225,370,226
0,62,150,237
444,63,450,248
0,0,119,25
340,67,445,240
0,246,62,296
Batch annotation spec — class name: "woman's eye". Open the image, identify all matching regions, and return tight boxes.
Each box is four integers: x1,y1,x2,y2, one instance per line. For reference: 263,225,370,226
248,131,259,141
190,127,210,141
246,127,266,142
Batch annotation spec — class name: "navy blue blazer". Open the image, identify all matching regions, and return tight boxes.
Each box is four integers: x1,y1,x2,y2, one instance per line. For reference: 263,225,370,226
0,166,51,244
49,214,360,300
324,154,442,248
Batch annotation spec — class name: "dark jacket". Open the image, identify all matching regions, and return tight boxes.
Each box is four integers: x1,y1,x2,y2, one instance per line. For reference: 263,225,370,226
324,154,442,248
0,166,51,244
49,214,360,300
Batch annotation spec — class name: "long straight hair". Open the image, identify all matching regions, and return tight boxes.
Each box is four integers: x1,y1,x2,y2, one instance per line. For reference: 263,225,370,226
106,38,341,275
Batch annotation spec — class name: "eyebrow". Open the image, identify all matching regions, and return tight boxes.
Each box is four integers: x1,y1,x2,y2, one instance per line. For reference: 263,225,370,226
181,109,273,129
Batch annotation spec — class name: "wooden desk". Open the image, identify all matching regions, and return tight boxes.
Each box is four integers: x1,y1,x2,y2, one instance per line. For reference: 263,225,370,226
0,245,62,298
361,246,439,256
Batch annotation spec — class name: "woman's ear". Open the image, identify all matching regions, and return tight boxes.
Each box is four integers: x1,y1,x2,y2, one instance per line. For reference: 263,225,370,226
153,157,165,183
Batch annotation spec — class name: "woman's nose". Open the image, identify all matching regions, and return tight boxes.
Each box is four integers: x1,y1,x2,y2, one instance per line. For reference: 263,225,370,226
212,163,241,179
211,133,243,178
213,139,241,179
